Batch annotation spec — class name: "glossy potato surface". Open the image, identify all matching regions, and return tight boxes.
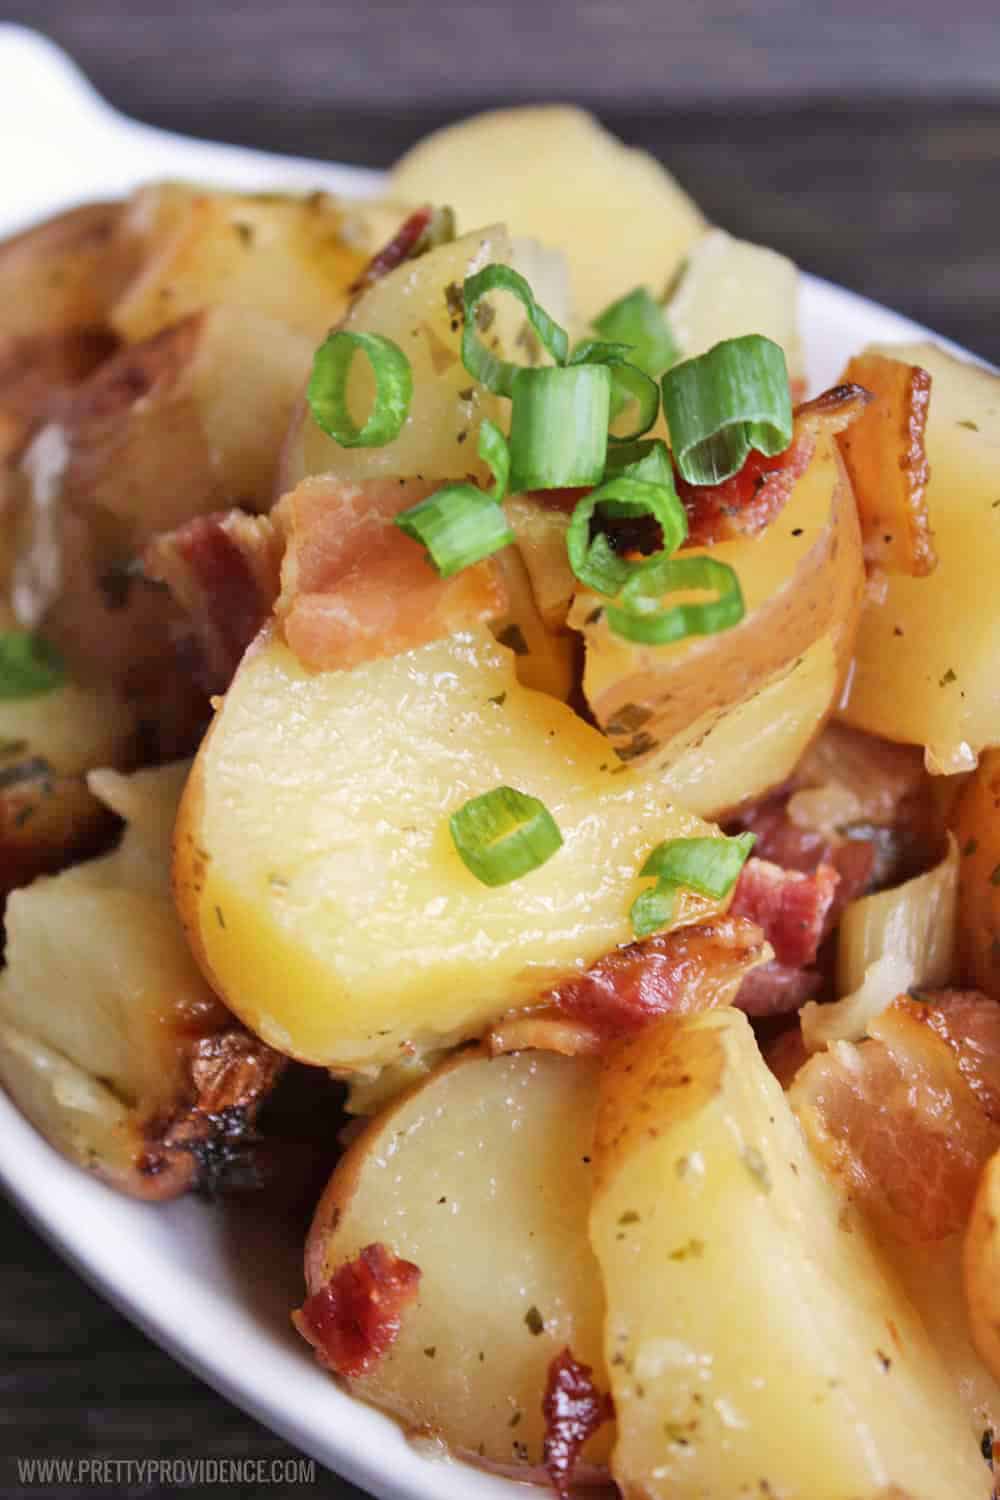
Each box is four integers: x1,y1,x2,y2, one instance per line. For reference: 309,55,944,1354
176,626,722,1069
840,341,1000,771
306,1049,609,1472
591,1008,989,1499
954,749,1000,998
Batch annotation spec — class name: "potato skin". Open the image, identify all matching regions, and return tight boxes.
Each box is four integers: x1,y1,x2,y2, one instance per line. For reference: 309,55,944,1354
963,1149,1000,1386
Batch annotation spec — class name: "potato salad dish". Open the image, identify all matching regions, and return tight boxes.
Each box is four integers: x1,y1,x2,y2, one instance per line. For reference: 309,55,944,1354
3,103,1000,1499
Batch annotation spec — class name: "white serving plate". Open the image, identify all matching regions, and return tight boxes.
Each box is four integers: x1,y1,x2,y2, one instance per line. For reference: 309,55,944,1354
0,22,974,1500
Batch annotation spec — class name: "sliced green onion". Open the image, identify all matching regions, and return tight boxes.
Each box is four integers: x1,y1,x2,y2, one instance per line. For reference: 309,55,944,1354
661,334,793,485
308,331,412,448
602,438,673,487
567,475,688,597
477,417,510,502
569,339,659,443
395,422,514,577
607,554,745,645
508,365,611,492
449,785,563,887
594,287,679,378
0,632,65,700
629,880,677,939
640,833,756,898
461,264,569,398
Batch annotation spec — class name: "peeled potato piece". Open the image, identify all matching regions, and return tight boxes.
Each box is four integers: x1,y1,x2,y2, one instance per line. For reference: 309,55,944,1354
0,763,282,1198
954,749,1000,999
389,106,703,326
839,341,1000,772
964,1149,1000,1387
570,414,865,813
175,625,724,1071
590,1008,991,1499
665,227,804,387
303,1048,609,1474
280,224,570,493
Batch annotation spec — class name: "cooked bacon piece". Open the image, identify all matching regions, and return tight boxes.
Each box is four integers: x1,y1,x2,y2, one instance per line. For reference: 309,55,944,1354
144,509,283,692
487,1009,604,1059
790,999,1000,1242
837,352,934,577
677,384,869,547
544,915,769,1041
293,1243,421,1379
914,990,1000,1124
736,961,822,1018
763,1023,811,1089
789,722,927,833
542,1348,613,1499
729,857,839,969
275,475,506,672
349,205,434,294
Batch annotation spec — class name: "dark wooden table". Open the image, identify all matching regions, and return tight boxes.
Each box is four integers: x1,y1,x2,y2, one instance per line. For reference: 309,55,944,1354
2,5,999,1498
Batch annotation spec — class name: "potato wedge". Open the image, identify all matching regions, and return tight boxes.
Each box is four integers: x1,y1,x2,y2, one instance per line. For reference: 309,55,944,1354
110,188,376,344
0,762,282,1198
175,625,724,1070
389,106,704,325
953,749,1000,998
839,342,1000,771
303,1048,608,1473
0,202,133,340
665,227,804,387
568,419,864,812
590,1007,990,1498
280,224,569,493
964,1149,1000,1387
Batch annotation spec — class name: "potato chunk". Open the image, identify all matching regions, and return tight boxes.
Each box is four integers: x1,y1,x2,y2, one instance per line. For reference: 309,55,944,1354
0,763,282,1198
570,418,864,812
590,1008,990,1499
304,1049,609,1473
175,626,723,1070
389,106,704,325
839,341,1000,771
953,748,1000,999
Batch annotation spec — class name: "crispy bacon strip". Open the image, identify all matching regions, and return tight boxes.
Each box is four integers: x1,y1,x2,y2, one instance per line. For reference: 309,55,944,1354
791,998,1000,1242
144,509,283,692
837,352,935,577
275,475,506,672
543,915,769,1041
678,384,869,546
348,206,434,294
915,990,1000,1124
293,1243,421,1379
729,857,839,969
735,961,822,1018
542,1349,613,1499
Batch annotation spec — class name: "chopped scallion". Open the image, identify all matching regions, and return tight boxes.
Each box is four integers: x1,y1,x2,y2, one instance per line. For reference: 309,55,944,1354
569,339,659,443
449,786,563,886
508,365,611,492
307,331,413,448
602,438,674,487
0,632,65,700
661,334,793,485
629,881,677,939
461,264,569,398
607,554,745,645
593,287,679,378
640,833,756,898
394,421,514,576
567,475,687,597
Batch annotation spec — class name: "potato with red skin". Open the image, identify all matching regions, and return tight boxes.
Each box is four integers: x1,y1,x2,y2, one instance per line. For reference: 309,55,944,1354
303,1047,610,1477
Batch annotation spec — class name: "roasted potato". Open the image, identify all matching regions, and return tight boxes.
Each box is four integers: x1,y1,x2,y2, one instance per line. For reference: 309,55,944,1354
0,762,282,1198
110,187,386,344
0,675,138,901
389,106,704,326
839,341,1000,772
964,1149,1000,1388
590,1007,990,1499
175,625,725,1071
569,411,865,813
303,1048,609,1474
280,224,570,493
0,202,134,341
